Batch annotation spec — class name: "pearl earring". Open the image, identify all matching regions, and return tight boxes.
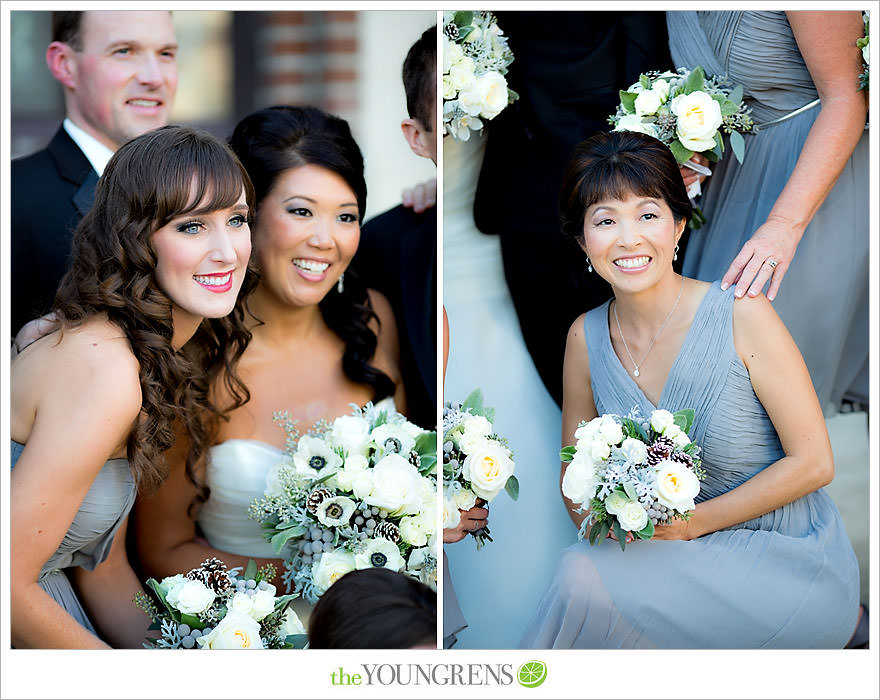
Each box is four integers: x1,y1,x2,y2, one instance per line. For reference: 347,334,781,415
673,244,679,262
587,258,593,273
337,273,345,293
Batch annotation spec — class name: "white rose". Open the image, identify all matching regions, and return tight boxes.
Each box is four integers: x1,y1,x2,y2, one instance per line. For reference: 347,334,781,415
654,460,700,512
196,610,263,649
616,500,649,532
311,549,356,594
561,457,598,505
664,424,683,441
328,414,371,457
619,437,648,464
417,499,437,536
449,56,476,91
604,491,631,516
316,495,357,527
443,74,458,100
462,441,514,501
443,497,461,529
229,591,255,617
627,81,645,93
863,42,869,66
264,461,287,498
173,579,215,615
159,574,187,605
458,71,509,120
672,430,692,448
398,516,428,547
250,587,277,621
613,113,659,138
597,416,623,445
444,39,463,72
574,419,600,443
585,439,611,463
452,486,477,511
634,88,662,116
279,607,306,637
462,414,492,438
364,453,424,514
293,435,342,477
351,469,374,500
653,78,670,101
650,409,676,434
458,430,490,455
673,90,723,152
355,537,406,572
337,454,368,492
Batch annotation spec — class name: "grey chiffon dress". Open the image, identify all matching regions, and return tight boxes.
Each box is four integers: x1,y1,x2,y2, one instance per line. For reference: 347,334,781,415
11,440,136,638
520,282,859,648
667,10,869,414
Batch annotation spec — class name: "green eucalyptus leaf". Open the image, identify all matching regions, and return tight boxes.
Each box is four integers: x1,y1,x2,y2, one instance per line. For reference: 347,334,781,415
683,65,705,94
637,519,655,539
453,11,474,27
623,481,637,500
270,527,305,554
640,74,651,90
673,408,695,435
729,84,743,105
243,559,258,581
619,90,637,113
285,633,310,649
179,612,203,630
414,431,437,456
729,130,746,164
720,99,739,116
505,474,520,501
461,388,485,415
612,519,627,551
669,139,694,164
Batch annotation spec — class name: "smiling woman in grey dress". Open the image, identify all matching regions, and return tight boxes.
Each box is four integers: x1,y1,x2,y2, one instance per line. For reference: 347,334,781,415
520,131,859,649
10,126,255,648
667,10,868,415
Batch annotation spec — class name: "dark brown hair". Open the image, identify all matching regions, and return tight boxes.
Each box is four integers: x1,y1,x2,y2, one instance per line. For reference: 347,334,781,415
229,105,395,403
308,568,436,649
559,130,692,244
403,25,437,130
52,11,84,49
53,125,257,495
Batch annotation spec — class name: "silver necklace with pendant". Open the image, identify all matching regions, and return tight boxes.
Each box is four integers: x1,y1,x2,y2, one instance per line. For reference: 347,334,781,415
613,277,685,378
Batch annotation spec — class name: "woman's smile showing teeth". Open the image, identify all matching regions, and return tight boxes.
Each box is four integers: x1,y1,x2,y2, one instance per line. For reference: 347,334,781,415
293,258,331,280
193,271,233,293
614,255,651,270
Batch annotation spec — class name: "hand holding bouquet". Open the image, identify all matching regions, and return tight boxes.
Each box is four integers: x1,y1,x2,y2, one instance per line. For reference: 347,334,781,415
443,389,518,549
135,558,307,649
560,408,704,551
249,401,438,603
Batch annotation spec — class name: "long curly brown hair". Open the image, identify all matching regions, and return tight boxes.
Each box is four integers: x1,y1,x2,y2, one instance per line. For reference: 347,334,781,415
53,125,258,495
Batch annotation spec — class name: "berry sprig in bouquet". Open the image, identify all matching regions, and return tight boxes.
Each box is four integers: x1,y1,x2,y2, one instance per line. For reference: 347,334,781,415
134,558,307,649
249,400,438,603
443,388,518,549
442,10,518,141
560,408,704,551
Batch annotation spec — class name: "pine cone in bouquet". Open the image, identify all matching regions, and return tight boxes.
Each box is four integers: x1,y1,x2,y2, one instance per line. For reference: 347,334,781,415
306,487,334,514
374,520,401,543
646,436,675,466
186,557,232,594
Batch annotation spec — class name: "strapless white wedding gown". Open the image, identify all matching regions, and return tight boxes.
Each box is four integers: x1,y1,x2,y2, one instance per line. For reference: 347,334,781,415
197,438,313,622
443,133,574,648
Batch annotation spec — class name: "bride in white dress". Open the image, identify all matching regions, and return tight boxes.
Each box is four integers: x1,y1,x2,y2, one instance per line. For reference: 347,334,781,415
443,131,574,648
134,106,405,624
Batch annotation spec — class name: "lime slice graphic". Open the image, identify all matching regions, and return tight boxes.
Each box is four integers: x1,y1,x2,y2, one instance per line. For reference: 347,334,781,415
517,660,547,688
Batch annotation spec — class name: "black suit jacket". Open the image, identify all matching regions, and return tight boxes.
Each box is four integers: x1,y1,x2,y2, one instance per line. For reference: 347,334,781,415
352,204,436,429
11,126,98,335
473,11,672,405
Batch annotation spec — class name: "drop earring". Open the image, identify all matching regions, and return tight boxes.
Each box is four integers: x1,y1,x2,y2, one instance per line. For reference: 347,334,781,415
337,273,345,293
673,244,679,262
587,258,593,273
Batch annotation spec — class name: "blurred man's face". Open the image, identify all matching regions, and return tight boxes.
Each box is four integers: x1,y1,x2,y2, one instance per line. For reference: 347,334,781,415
65,11,178,150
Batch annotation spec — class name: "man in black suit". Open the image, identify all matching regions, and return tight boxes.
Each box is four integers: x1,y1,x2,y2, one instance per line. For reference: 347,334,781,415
11,10,178,336
472,12,672,406
351,25,437,429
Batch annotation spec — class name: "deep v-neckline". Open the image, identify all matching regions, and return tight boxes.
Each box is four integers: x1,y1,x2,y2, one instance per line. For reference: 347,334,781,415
603,283,715,410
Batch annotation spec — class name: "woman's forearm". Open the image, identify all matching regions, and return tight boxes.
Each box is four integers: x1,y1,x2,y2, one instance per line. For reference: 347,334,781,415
12,582,111,649
764,96,866,239
689,452,831,538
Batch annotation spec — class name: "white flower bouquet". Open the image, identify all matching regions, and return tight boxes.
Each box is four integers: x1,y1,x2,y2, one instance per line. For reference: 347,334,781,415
249,401,438,603
609,66,756,227
560,408,704,551
442,10,518,141
442,389,518,549
135,558,307,649
858,12,869,91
